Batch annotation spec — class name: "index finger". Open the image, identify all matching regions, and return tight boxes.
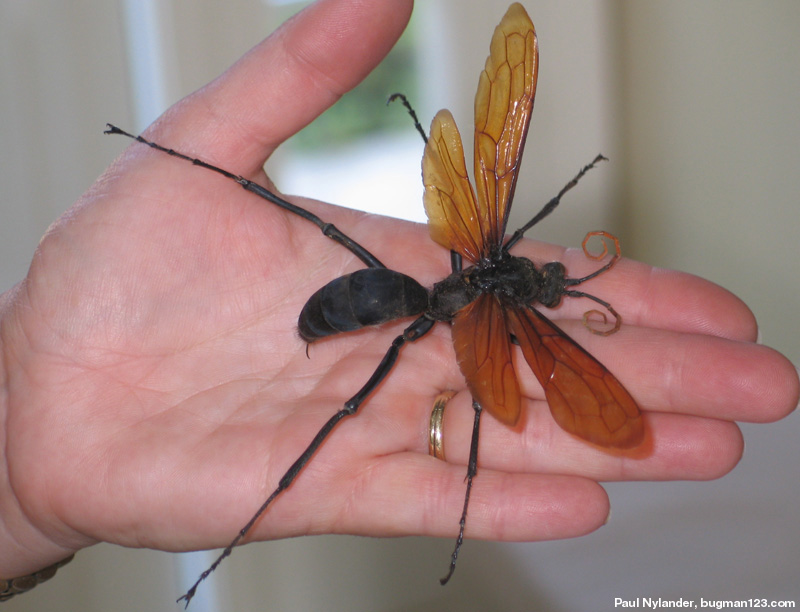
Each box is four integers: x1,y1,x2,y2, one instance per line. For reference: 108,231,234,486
516,240,758,342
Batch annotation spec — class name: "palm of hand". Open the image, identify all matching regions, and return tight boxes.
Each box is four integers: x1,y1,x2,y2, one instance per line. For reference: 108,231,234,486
6,145,453,552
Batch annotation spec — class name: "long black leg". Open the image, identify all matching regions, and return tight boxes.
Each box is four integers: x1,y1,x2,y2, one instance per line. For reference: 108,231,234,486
177,314,435,608
503,154,608,252
387,93,428,144
385,98,465,279
104,124,386,269
440,399,482,585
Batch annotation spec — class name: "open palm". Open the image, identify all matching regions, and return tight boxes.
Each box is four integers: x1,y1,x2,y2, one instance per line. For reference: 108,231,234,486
2,0,797,583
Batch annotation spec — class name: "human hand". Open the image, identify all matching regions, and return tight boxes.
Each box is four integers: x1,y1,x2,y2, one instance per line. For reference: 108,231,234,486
1,0,796,584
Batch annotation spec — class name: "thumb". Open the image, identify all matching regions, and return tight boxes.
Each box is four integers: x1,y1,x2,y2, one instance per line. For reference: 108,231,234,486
146,0,414,176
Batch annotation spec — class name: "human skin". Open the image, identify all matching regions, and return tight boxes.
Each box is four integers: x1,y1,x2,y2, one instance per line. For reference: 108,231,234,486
1,0,797,581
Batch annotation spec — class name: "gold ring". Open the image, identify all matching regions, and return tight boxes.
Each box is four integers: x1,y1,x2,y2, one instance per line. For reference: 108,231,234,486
429,392,455,461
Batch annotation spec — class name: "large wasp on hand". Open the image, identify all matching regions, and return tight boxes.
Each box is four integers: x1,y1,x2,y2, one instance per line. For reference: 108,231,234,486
107,2,643,607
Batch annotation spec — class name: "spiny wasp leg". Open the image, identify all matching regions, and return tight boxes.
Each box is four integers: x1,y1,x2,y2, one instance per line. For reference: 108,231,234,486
387,93,428,144
440,400,482,585
503,154,608,252
104,124,386,270
177,314,435,608
387,96,468,276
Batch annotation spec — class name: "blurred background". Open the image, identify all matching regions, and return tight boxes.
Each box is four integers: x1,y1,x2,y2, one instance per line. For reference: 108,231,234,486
2,0,798,610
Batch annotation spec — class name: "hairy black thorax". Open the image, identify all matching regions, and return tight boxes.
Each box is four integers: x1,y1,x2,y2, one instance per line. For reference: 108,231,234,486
428,250,568,321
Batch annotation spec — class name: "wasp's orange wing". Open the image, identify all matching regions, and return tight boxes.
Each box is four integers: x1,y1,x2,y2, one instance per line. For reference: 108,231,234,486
451,293,521,426
505,303,643,449
422,110,486,262
422,4,537,261
474,3,538,246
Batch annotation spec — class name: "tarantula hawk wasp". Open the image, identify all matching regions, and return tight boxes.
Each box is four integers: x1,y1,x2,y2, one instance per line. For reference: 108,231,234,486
106,2,643,606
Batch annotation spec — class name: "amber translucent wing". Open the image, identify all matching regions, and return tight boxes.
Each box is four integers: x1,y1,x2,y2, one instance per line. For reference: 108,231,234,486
422,110,486,263
473,3,538,246
451,293,521,426
505,303,643,449
422,4,537,261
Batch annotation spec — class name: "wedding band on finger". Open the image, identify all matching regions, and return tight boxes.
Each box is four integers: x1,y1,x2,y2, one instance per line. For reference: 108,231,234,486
429,391,455,461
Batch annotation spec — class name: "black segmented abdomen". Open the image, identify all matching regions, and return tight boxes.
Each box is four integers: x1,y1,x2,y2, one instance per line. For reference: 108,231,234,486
298,268,429,342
